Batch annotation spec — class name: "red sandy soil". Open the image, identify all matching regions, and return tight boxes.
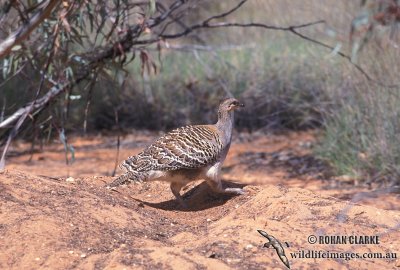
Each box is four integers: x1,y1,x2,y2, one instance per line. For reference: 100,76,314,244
1,131,399,269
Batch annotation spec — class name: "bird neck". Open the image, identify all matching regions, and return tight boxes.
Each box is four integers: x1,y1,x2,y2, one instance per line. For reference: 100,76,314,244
216,109,234,142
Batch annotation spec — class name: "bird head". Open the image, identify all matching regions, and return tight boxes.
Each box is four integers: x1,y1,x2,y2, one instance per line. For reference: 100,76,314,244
220,98,245,112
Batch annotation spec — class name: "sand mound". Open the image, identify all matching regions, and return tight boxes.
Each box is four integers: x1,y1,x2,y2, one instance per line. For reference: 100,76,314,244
1,169,399,269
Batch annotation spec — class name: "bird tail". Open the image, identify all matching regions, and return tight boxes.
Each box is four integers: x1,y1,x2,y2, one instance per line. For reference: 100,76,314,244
106,171,143,189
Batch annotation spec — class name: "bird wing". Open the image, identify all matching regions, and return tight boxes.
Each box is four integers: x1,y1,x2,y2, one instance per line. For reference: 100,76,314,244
120,125,223,172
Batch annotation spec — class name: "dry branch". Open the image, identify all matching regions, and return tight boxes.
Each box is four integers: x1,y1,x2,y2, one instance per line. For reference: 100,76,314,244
0,0,185,131
158,19,399,88
0,0,61,59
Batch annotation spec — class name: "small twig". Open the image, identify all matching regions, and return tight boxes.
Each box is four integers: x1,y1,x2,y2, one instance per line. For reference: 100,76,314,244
162,43,256,52
28,116,37,162
105,0,121,41
14,0,29,24
83,74,97,134
156,2,205,44
158,20,325,39
112,108,121,177
203,0,248,25
149,0,186,27
0,97,5,123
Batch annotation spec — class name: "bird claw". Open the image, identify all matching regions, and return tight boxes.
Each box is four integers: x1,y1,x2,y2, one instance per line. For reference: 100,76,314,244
105,185,116,190
105,186,122,193
224,187,245,195
134,179,144,184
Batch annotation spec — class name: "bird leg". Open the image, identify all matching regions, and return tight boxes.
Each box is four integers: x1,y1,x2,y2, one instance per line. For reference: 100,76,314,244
206,179,245,195
170,182,187,207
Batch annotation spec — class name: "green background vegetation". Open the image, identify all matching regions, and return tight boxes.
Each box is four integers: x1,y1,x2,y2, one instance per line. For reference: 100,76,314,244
1,0,400,184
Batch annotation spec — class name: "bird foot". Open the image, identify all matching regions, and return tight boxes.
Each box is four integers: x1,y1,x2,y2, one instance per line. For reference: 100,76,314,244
224,187,245,195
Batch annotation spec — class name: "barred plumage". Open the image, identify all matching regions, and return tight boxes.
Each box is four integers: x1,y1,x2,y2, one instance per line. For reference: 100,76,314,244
120,125,222,172
107,98,245,206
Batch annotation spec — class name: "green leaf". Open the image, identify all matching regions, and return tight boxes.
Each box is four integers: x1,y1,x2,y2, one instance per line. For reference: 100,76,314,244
86,3,94,32
69,145,75,163
11,45,22,51
2,58,9,79
149,0,156,15
59,129,67,147
59,129,75,164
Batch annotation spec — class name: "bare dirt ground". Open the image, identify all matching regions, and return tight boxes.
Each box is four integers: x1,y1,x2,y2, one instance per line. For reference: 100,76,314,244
1,131,399,269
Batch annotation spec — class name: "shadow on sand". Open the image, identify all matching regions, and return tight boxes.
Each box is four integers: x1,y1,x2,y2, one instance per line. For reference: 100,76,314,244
133,180,247,212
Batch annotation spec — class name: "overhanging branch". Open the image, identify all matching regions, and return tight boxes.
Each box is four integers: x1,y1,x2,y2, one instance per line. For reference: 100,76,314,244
0,0,61,59
157,20,398,88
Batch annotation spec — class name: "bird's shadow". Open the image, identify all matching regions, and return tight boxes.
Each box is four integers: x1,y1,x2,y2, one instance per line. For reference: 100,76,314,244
134,180,247,212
